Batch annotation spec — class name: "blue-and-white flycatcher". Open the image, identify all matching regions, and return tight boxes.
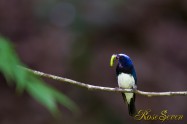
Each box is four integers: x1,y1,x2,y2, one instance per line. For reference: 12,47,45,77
110,53,137,116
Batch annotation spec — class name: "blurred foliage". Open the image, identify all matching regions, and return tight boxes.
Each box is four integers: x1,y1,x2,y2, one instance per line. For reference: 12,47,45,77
0,36,78,116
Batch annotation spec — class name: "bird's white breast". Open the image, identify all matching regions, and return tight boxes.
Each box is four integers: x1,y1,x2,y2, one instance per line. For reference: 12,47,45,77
117,73,135,103
117,73,135,89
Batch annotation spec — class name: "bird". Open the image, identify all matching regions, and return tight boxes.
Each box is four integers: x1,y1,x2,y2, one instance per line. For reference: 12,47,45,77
110,53,137,116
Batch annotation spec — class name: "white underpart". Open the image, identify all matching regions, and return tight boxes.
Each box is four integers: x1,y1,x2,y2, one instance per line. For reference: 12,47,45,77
117,73,135,104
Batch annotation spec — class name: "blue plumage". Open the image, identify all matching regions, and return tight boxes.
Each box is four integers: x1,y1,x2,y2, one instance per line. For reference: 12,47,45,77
116,54,137,83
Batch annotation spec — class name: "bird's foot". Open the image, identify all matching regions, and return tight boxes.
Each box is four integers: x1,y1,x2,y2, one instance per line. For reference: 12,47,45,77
133,85,137,90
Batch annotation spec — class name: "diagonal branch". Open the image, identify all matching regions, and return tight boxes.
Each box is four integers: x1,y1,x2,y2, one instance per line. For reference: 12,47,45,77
23,67,187,97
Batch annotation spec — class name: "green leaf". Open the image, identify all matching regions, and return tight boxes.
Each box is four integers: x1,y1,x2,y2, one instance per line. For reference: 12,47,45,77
0,36,79,116
14,67,29,93
27,78,58,115
50,87,79,112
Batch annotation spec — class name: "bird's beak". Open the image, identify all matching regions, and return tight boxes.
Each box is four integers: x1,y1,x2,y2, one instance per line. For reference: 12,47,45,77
110,54,117,67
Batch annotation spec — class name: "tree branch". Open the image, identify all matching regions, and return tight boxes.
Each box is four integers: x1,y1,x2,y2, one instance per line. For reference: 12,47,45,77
23,67,187,97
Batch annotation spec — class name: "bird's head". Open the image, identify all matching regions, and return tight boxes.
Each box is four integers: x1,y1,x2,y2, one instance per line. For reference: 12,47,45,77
110,54,133,69
110,53,137,81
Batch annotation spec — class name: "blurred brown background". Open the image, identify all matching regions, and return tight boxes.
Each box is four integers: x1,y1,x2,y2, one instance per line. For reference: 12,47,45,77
1,0,187,124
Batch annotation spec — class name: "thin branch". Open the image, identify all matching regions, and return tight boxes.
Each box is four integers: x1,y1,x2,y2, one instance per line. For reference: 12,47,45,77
22,67,187,97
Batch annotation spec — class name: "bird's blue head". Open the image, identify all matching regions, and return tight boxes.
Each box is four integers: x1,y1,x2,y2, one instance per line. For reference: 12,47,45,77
116,54,133,68
110,53,137,81
110,54,133,69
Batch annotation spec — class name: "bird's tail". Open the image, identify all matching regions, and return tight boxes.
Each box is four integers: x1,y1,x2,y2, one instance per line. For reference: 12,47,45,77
128,94,136,116
122,93,137,116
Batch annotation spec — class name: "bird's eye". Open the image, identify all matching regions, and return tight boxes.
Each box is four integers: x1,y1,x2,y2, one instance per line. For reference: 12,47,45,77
116,55,120,59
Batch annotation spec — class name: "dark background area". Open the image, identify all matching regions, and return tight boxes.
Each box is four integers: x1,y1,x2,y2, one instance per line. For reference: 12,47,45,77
1,0,187,124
